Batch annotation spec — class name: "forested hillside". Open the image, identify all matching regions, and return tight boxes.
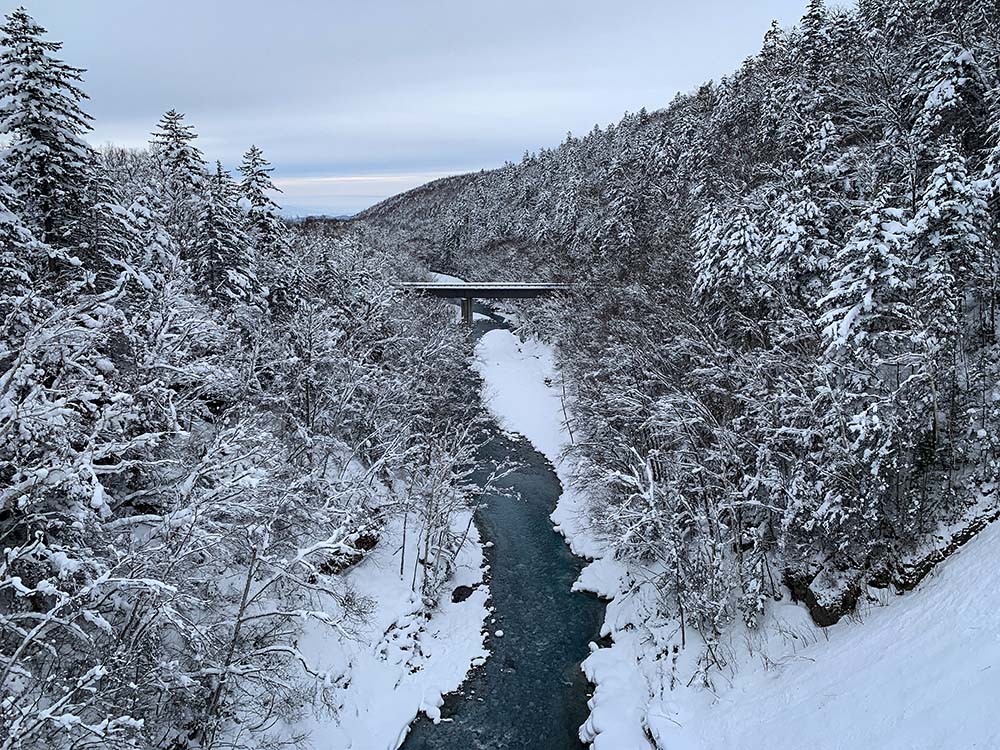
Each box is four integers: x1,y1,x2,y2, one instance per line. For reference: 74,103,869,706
0,8,487,748
7,1,1000,747
364,0,1000,651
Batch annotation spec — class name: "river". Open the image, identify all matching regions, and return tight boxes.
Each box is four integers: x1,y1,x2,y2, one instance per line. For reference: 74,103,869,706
401,307,606,750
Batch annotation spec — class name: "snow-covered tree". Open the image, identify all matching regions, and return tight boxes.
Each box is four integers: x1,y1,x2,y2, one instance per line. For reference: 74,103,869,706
0,7,95,243
915,45,988,147
768,188,832,306
150,109,205,255
820,197,914,355
0,183,46,339
911,141,988,353
238,144,286,254
151,109,205,191
195,162,258,306
694,206,770,340
800,0,831,77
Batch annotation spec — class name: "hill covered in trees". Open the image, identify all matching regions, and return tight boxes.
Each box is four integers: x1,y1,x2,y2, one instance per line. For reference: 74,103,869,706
6,0,1000,747
363,0,1000,646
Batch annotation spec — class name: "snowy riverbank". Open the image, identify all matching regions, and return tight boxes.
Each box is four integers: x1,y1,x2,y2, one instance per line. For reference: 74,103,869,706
473,328,652,750
285,320,1000,750
292,502,490,749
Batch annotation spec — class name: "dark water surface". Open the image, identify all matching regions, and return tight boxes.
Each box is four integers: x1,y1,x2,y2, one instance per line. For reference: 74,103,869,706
401,310,606,750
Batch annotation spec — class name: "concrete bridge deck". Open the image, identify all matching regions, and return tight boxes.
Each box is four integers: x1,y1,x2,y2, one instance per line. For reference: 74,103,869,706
397,281,570,322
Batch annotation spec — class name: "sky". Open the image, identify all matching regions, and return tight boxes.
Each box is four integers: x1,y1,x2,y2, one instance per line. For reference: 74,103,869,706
17,0,816,216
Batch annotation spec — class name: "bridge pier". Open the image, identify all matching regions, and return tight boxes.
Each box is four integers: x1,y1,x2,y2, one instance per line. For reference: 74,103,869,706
461,297,473,325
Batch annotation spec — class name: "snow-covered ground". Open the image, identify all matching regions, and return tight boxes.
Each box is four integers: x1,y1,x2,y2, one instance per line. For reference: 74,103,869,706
652,520,1000,750
474,327,1000,750
294,508,489,749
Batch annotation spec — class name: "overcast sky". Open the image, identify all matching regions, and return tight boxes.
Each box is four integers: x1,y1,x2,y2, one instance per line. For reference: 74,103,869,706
18,0,816,216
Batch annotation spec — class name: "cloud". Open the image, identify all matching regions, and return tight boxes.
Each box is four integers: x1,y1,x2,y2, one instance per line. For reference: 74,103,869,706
274,171,464,216
10,0,814,215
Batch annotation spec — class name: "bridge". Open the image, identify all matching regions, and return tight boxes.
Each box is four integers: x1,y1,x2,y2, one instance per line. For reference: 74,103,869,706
397,281,570,323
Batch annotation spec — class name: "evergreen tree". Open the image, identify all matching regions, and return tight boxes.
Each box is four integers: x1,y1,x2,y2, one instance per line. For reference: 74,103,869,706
195,161,258,305
0,7,95,243
128,184,175,274
915,45,988,149
800,0,831,77
820,197,914,356
768,188,832,307
912,141,987,352
76,172,140,290
597,159,639,262
695,206,769,335
238,144,286,254
150,109,205,253
151,109,205,190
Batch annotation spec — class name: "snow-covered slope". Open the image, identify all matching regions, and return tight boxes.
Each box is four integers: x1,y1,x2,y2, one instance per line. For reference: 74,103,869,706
655,520,1000,750
475,327,1000,750
293,509,489,750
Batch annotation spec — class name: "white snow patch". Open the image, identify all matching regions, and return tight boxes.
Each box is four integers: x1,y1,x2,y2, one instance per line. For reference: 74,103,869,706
427,271,465,284
646,521,1000,750
292,509,489,750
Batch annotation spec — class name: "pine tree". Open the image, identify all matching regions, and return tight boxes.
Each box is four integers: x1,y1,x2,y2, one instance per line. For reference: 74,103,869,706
128,184,175,273
0,7,95,243
76,172,139,290
695,207,768,308
820,196,914,356
195,161,258,305
912,141,987,352
598,159,639,261
238,144,286,254
800,0,831,78
915,45,989,150
151,109,205,190
768,188,832,307
150,109,206,254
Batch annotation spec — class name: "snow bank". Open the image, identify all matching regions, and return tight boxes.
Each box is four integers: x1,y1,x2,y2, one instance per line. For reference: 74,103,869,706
294,509,489,749
474,327,1000,750
647,520,1000,750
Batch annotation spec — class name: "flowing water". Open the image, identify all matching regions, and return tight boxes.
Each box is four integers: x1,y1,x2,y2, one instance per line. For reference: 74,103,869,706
401,308,606,750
